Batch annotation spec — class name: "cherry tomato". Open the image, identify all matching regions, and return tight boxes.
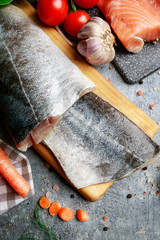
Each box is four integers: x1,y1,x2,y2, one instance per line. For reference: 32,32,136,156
64,10,90,37
37,0,68,26
73,0,99,8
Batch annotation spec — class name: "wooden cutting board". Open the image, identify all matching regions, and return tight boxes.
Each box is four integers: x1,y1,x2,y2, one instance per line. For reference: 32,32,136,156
14,0,159,201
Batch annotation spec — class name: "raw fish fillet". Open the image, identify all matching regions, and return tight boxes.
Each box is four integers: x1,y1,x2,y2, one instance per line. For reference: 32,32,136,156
0,5,95,151
44,92,160,189
97,0,160,53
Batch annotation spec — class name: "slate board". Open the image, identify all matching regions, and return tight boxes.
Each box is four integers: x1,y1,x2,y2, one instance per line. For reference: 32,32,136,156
87,7,160,84
113,40,160,84
88,7,160,84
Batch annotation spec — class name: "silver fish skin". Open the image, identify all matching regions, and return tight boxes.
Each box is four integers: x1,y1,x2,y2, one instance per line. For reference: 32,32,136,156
44,92,160,189
0,5,95,147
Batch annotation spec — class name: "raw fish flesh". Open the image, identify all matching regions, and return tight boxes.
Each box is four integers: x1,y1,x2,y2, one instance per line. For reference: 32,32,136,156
0,5,95,151
97,0,160,53
44,92,160,188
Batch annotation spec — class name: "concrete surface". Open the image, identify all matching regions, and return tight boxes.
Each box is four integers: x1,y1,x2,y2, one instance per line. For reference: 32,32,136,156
0,1,160,239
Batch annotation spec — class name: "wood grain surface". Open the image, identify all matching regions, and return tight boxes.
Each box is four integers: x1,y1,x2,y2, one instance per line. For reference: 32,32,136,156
14,0,159,201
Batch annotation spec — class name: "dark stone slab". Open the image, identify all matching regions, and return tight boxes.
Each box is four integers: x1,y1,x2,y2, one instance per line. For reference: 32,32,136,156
113,39,160,84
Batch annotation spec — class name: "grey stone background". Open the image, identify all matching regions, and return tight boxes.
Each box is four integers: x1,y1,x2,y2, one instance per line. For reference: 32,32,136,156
0,1,160,240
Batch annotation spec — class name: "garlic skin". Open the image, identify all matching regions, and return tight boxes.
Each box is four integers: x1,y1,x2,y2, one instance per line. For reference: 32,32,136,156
77,17,115,65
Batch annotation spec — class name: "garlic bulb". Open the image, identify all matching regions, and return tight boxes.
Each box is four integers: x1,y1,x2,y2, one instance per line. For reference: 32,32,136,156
77,17,115,65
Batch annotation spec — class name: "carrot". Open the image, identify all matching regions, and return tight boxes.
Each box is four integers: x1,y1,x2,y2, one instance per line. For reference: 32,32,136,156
0,148,31,198
58,208,74,221
49,201,61,216
76,209,89,222
39,197,51,209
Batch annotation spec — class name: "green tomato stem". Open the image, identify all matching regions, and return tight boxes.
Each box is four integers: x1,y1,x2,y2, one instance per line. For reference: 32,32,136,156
0,0,13,5
71,0,77,12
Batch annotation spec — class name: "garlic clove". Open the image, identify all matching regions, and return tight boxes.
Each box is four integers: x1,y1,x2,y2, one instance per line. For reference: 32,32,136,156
77,17,115,65
78,21,105,40
77,38,103,58
78,17,112,40
90,17,111,31
86,45,115,65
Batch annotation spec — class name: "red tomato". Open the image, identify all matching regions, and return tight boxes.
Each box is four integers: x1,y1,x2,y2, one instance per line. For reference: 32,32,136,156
37,0,68,26
73,0,99,8
64,11,90,37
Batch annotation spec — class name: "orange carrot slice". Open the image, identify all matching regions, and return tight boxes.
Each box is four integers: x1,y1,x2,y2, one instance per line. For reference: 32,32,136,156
39,197,51,209
76,209,89,222
0,148,31,198
49,201,61,216
58,208,74,221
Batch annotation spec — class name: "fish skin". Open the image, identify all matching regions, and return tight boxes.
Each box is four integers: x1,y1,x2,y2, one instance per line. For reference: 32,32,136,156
44,92,160,189
0,5,95,145
97,0,160,53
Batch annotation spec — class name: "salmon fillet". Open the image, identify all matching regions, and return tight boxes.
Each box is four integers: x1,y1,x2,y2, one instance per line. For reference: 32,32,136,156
97,0,160,53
